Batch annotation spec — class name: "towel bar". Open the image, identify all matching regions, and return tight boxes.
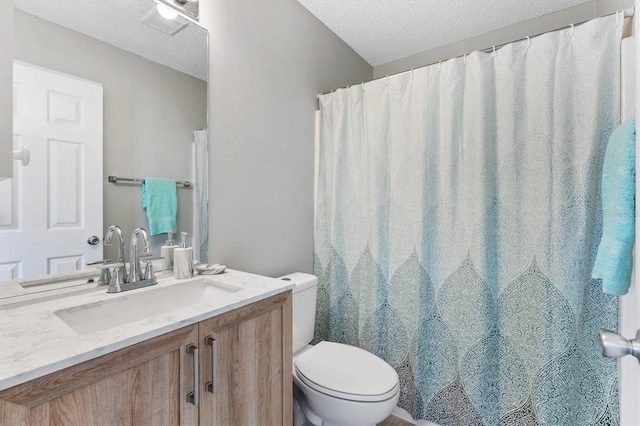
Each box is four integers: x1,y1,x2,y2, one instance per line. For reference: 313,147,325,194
108,175,192,188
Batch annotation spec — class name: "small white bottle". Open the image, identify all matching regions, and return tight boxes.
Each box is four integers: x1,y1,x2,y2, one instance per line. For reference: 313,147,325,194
174,232,194,279
161,231,178,270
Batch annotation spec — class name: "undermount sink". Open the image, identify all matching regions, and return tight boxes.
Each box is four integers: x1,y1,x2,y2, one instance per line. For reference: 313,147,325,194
54,278,241,335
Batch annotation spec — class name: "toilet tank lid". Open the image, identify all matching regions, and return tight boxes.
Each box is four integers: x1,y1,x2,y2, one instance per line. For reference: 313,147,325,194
277,272,317,293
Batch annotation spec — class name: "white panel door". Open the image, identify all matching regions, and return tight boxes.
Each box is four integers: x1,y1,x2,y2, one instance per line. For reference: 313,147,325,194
0,61,103,280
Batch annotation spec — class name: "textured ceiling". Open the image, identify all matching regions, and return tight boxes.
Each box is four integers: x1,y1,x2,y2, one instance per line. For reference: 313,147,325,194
296,0,592,66
14,0,207,81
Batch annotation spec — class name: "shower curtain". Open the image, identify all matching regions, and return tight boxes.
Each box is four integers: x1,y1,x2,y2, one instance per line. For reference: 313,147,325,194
194,128,208,263
314,15,622,426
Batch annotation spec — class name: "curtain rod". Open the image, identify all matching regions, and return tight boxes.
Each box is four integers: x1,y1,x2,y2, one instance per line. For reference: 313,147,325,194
316,7,634,99
108,175,192,188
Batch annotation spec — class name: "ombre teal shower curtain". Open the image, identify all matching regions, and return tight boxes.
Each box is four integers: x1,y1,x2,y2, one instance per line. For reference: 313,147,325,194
314,15,622,425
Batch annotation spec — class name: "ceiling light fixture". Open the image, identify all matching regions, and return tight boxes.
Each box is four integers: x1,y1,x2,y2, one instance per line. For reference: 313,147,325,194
156,3,178,20
141,3,188,35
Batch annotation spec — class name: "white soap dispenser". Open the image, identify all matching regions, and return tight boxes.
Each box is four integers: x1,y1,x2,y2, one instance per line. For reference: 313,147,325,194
173,232,194,279
161,231,178,270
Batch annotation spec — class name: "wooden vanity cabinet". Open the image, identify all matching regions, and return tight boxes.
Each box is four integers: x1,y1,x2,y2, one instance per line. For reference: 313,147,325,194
0,291,292,426
199,290,293,425
0,324,199,425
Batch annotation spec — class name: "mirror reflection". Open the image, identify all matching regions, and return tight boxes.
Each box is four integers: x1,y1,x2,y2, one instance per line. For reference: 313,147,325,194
0,0,208,298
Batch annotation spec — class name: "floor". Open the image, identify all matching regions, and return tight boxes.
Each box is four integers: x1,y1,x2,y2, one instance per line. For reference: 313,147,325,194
379,414,415,426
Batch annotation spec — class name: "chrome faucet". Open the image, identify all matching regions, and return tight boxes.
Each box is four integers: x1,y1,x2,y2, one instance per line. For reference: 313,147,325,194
104,225,128,283
129,227,151,282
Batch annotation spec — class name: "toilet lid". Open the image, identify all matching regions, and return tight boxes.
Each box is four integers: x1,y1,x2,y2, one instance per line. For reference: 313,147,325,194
294,341,399,402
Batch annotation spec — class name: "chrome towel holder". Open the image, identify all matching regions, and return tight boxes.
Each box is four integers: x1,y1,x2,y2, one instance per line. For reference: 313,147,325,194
108,175,192,188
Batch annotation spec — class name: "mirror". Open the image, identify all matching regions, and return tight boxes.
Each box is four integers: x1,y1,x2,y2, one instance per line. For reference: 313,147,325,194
0,0,208,298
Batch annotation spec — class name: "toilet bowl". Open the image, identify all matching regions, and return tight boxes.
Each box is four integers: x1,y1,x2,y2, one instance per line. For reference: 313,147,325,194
282,273,400,426
293,341,399,426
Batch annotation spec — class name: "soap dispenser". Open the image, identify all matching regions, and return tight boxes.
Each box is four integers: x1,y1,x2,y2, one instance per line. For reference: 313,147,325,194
173,232,194,279
161,231,178,270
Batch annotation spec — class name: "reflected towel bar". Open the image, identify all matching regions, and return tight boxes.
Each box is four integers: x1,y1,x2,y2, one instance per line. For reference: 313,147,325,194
108,175,192,188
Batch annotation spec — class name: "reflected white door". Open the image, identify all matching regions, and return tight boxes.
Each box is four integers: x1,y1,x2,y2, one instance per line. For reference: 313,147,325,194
0,61,103,280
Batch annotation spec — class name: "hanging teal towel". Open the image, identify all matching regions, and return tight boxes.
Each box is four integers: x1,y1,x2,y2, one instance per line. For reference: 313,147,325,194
593,117,636,295
142,177,177,236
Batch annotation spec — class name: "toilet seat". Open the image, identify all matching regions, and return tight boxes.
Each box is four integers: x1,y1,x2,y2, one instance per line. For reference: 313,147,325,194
294,341,399,403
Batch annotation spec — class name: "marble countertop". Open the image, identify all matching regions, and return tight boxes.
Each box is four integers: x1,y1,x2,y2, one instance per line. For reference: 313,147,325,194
0,269,293,391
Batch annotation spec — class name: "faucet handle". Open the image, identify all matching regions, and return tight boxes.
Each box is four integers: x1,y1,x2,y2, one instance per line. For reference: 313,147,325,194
87,259,113,286
107,263,126,293
98,265,112,286
143,260,156,281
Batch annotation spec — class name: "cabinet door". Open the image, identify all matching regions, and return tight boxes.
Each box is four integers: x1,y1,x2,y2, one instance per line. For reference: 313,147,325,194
199,291,292,426
0,325,199,426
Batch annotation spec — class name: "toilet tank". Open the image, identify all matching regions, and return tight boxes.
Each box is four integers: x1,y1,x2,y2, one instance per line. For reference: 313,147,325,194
278,272,318,353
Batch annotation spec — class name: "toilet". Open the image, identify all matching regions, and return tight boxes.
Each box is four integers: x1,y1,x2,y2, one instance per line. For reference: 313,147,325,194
280,272,400,426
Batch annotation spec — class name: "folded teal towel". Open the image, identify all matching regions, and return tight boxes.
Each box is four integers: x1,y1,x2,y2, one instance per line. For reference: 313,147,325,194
592,117,636,295
142,177,177,236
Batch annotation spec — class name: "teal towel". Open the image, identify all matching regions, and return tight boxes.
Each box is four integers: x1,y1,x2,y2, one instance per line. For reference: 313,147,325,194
142,177,177,236
592,117,636,295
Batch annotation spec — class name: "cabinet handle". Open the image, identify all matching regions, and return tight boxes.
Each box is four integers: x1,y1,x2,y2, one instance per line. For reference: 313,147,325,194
187,345,199,405
205,336,217,394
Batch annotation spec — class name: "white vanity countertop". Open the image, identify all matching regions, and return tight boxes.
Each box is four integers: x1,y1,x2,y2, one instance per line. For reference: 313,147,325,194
0,269,293,391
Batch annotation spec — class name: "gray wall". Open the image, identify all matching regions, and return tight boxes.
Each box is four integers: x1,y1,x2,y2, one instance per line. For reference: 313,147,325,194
13,10,207,261
200,0,372,277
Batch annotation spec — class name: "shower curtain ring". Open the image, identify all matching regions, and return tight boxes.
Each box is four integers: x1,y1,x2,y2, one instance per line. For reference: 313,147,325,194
616,10,620,25
463,54,467,64
492,46,496,57
570,24,575,37
439,60,442,71
526,36,531,49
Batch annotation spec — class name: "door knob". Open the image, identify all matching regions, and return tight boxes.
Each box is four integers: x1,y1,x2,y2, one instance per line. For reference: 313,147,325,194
598,329,640,363
12,146,30,166
87,235,100,245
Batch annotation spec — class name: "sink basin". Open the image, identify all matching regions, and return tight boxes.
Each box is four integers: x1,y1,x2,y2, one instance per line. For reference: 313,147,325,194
54,278,241,335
